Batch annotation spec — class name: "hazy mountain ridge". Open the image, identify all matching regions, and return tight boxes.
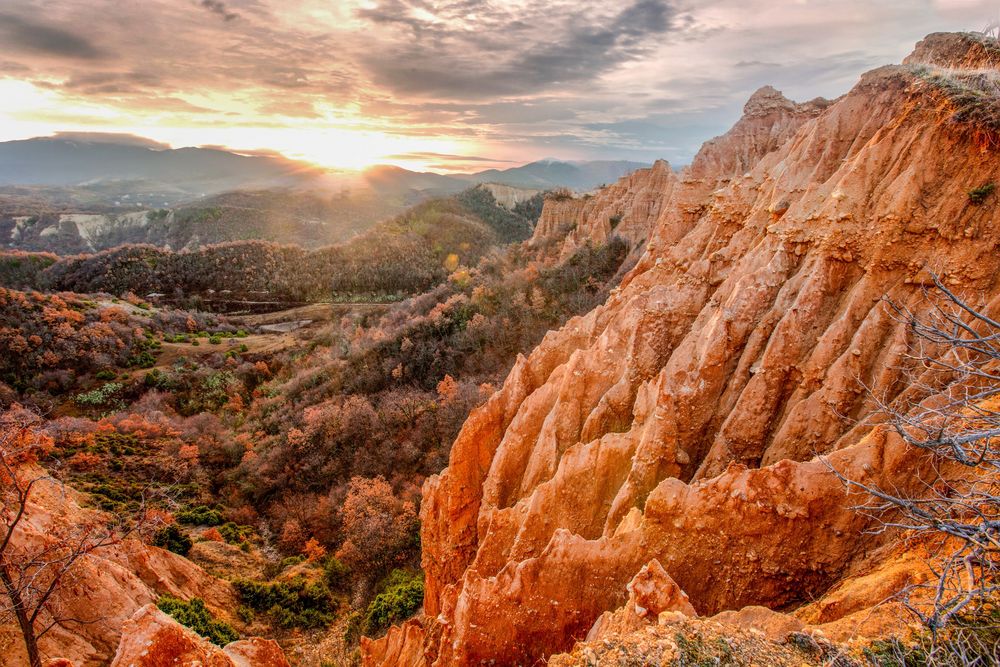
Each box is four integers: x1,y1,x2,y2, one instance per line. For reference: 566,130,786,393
0,136,645,253
0,136,324,193
0,135,647,196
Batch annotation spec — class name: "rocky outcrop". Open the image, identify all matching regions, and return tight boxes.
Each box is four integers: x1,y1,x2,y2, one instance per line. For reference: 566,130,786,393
548,613,821,667
361,619,432,667
584,559,695,642
530,86,829,258
477,183,542,210
530,160,677,255
904,31,1000,69
109,605,288,667
365,33,1000,666
685,85,830,184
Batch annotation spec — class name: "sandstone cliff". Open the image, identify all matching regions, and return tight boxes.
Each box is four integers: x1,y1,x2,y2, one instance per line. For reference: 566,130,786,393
530,159,676,255
365,32,1000,666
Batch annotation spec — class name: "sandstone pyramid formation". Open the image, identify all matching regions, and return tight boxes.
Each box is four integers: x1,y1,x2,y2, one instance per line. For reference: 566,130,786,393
364,32,1000,665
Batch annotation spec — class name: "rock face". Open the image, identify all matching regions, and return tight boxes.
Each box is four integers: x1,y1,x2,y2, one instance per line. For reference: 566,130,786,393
584,559,695,642
530,160,676,256
0,473,258,667
903,31,1000,68
476,183,542,210
530,86,829,261
109,605,288,667
364,33,1000,666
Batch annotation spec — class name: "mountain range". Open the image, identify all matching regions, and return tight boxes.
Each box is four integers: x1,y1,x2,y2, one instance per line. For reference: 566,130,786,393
0,135,647,202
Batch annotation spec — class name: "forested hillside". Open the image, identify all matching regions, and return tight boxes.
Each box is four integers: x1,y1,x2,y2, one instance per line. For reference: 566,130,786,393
1,188,544,304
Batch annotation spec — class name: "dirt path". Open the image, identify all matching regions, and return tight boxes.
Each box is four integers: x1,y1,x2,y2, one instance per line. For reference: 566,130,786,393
232,302,390,327
119,332,301,378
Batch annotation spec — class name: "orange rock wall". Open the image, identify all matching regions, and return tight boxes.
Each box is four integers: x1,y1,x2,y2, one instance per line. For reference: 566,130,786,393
368,35,1000,666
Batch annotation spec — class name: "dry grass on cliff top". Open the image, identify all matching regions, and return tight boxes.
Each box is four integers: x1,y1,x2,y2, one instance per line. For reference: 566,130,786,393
913,64,1000,139
549,615,828,667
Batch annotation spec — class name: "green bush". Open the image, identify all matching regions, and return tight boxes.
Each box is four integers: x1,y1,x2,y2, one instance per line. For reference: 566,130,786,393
673,632,735,666
209,335,222,345
233,577,335,629
95,369,117,381
126,350,157,369
144,368,175,390
74,382,123,407
363,570,423,636
157,596,239,646
236,605,255,624
177,505,224,526
93,431,140,455
969,182,996,204
152,524,193,556
323,556,351,592
219,521,253,544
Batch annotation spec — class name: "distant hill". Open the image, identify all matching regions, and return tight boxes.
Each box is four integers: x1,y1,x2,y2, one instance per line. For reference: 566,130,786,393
0,135,646,197
0,184,544,254
0,135,324,197
0,133,646,253
362,160,650,194
6,185,546,303
460,159,648,190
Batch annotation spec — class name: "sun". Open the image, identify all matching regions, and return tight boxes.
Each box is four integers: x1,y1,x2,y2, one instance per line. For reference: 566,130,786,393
0,80,480,173
269,127,464,172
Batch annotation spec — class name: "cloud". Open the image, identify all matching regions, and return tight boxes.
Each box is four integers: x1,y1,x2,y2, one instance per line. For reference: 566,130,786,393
50,132,171,149
2,0,998,166
386,151,515,163
0,12,106,60
199,0,239,22
356,0,677,98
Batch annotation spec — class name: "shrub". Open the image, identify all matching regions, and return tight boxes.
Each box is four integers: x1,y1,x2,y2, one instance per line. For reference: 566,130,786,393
233,577,336,629
323,556,351,593
74,382,123,408
127,350,157,368
969,182,996,204
362,570,424,636
95,369,117,381
177,505,224,526
673,631,735,666
152,524,193,556
144,368,174,390
236,605,255,624
336,476,418,581
157,596,239,646
202,527,224,542
219,521,253,545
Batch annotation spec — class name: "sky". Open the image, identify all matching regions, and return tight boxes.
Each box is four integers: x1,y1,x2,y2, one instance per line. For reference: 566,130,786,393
0,0,997,172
